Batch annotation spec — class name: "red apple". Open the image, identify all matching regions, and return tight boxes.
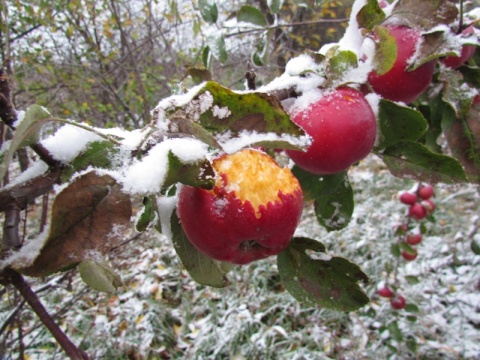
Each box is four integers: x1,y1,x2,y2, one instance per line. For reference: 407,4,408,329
406,233,422,245
401,249,418,261
443,25,477,69
408,203,427,220
177,148,303,265
377,286,394,297
390,294,406,309
417,184,434,200
399,191,417,205
285,87,377,175
368,25,437,103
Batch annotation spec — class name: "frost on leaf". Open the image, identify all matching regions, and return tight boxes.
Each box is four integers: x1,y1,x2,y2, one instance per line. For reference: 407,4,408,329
17,172,132,277
277,237,369,312
159,81,306,151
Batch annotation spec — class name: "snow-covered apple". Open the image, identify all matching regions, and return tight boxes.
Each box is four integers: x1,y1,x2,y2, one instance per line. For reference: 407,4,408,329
443,25,477,69
417,184,434,200
399,191,417,205
377,286,394,297
401,249,418,261
408,203,427,220
368,25,437,103
286,87,377,175
177,148,303,265
406,233,422,245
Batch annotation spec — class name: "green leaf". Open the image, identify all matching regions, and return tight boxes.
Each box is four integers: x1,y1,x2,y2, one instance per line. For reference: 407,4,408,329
440,70,477,118
405,303,419,313
277,237,369,312
163,151,215,190
292,166,345,201
237,6,268,28
380,141,468,184
442,101,480,184
356,0,385,31
471,236,480,255
391,243,401,257
371,25,397,75
314,175,354,232
268,0,284,14
328,50,358,83
387,321,403,342
405,275,420,284
202,46,212,69
79,260,122,292
170,212,230,288
136,196,157,232
207,34,227,63
377,100,428,149
0,105,52,181
399,241,415,255
292,167,353,231
61,141,118,181
406,337,418,352
198,0,218,24
166,81,306,150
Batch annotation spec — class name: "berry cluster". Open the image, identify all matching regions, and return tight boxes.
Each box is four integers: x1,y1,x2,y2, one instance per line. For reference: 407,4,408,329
377,183,436,310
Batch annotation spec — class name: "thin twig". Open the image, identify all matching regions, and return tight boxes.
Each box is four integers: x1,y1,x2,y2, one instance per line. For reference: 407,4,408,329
3,269,90,360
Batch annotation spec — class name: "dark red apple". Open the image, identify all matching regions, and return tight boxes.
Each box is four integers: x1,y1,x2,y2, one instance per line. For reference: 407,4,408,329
421,199,435,216
286,87,377,175
443,25,477,69
177,148,303,265
368,25,437,103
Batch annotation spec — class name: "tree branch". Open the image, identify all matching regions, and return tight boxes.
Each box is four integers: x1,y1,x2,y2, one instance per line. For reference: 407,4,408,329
2,269,90,360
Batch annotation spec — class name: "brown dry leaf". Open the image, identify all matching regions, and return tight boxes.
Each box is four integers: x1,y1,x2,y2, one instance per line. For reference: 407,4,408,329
20,172,132,277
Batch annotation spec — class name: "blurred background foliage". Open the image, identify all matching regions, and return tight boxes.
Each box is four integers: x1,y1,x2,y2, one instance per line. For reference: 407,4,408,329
0,0,351,128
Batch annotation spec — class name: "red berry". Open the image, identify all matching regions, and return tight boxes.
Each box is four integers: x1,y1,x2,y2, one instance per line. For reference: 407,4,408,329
377,287,394,297
421,199,435,215
408,203,427,220
406,233,422,245
390,295,406,309
399,192,417,205
401,249,418,261
418,184,434,200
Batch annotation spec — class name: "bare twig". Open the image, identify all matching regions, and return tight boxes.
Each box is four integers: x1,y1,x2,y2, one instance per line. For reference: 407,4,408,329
2,203,22,250
245,62,257,91
2,269,90,360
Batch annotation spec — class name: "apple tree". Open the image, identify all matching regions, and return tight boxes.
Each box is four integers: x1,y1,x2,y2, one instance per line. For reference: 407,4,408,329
0,0,479,357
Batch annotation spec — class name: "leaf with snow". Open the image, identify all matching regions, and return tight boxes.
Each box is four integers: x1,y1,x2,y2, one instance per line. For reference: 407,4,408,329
371,25,397,76
409,30,460,70
79,260,123,292
381,141,468,184
327,49,358,84
163,151,215,190
198,0,218,24
356,0,385,31
207,34,227,63
170,212,230,288
165,81,306,151
0,104,52,181
136,196,157,232
61,140,119,181
18,172,132,277
377,99,428,150
390,0,458,29
277,237,369,312
237,6,267,28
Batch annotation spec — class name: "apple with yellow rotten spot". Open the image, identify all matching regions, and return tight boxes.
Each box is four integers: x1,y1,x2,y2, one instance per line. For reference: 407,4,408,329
286,87,377,175
368,25,437,103
177,148,303,265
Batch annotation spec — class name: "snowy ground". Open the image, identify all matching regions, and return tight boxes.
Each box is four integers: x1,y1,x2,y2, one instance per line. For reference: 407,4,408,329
1,154,480,359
